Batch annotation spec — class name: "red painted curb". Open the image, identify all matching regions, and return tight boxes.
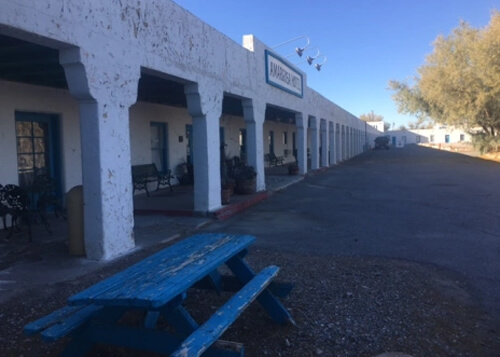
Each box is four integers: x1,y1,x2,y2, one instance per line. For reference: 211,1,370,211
213,191,271,220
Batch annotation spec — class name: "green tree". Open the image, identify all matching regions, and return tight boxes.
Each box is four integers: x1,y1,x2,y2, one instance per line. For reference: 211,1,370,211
359,110,384,122
389,11,500,150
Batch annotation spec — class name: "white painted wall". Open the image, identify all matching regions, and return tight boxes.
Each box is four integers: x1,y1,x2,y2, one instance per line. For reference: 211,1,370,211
367,121,385,132
388,128,470,145
263,121,297,165
0,80,81,191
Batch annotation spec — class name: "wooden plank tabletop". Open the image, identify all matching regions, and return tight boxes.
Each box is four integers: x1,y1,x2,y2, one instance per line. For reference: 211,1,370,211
68,233,255,309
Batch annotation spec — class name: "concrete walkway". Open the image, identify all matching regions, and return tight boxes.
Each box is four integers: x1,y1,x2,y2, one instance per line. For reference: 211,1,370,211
0,169,305,303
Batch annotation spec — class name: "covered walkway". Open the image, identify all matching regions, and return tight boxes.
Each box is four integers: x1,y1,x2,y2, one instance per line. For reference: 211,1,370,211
134,166,304,219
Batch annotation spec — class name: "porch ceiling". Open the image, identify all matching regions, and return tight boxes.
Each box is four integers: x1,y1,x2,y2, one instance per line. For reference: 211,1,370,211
0,34,189,108
266,106,296,124
0,34,297,122
0,34,67,89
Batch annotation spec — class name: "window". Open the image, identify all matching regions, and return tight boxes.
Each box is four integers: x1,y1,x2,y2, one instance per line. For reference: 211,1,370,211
283,132,288,145
460,134,465,141
430,135,435,142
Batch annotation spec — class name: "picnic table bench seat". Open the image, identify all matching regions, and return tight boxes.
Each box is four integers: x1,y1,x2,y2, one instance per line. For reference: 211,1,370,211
132,163,173,196
24,233,294,356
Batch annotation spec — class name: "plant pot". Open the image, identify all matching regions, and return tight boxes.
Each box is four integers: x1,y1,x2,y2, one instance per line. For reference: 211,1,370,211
221,188,231,204
236,178,256,195
226,180,236,195
288,165,299,175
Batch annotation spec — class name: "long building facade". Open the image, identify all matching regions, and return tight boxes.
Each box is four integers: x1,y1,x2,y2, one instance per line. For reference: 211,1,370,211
0,0,381,260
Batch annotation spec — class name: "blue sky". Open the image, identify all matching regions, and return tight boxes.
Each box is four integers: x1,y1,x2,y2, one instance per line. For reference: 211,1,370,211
172,0,498,128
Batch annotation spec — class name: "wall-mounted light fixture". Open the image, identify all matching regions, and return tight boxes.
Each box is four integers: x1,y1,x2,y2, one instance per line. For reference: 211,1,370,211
306,49,321,65
295,49,322,66
272,35,310,57
314,55,327,71
287,46,319,59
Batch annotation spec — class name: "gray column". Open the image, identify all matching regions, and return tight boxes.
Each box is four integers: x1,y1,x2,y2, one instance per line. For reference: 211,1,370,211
60,47,140,260
242,99,266,191
295,113,307,174
342,125,346,161
329,122,335,165
184,82,223,213
320,119,328,167
336,123,341,163
310,116,319,170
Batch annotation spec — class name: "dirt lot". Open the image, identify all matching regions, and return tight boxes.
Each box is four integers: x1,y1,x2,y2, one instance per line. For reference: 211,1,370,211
1,242,499,357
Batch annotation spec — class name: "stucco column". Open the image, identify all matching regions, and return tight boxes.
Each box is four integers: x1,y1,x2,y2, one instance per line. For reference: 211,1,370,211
347,126,351,159
184,82,223,213
342,125,346,161
336,123,341,163
242,99,266,191
310,116,319,170
329,122,335,165
352,128,355,156
320,119,328,167
59,47,140,260
295,113,307,174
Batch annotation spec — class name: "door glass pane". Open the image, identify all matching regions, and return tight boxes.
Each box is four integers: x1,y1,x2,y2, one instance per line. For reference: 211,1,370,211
33,122,48,137
34,138,46,153
16,117,51,189
18,154,33,169
17,138,33,153
16,121,32,136
35,153,47,169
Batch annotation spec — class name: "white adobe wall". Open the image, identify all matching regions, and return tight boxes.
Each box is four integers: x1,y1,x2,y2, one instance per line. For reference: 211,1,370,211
388,128,471,145
220,115,245,160
411,128,470,143
367,121,385,132
262,121,297,164
0,0,371,158
129,102,192,177
0,80,81,191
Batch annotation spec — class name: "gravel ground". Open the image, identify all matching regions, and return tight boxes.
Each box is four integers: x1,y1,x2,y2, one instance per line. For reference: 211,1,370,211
1,242,499,357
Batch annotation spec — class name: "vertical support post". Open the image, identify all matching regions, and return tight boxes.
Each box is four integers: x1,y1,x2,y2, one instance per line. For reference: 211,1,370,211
341,125,346,161
329,122,335,165
295,113,307,174
242,99,266,191
60,47,139,260
320,119,328,167
310,116,319,170
184,82,223,213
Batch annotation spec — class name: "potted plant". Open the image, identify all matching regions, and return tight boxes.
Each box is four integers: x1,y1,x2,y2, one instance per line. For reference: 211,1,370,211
220,158,232,204
288,161,299,175
234,164,257,194
221,184,231,204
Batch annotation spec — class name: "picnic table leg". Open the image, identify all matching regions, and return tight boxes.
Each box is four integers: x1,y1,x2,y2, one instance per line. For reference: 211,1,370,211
225,255,296,326
148,293,199,335
60,306,127,357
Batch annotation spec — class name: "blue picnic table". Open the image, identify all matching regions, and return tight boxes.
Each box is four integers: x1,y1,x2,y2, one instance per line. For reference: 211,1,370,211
24,233,295,356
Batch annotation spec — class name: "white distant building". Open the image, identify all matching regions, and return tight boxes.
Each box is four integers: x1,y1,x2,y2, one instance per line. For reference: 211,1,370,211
367,121,385,132
387,126,471,146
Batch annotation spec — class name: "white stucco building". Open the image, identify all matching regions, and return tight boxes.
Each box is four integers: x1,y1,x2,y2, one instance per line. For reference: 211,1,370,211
0,0,381,260
387,126,471,146
367,121,385,132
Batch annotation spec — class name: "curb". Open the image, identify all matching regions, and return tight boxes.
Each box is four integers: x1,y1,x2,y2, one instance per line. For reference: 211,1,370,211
212,191,271,220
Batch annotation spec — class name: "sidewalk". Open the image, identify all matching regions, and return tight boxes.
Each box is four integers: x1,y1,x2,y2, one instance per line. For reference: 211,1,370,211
0,169,305,303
